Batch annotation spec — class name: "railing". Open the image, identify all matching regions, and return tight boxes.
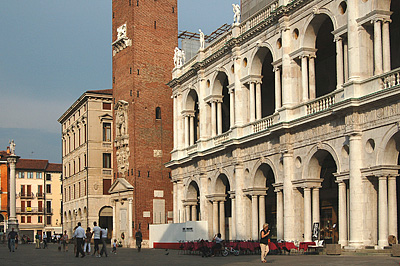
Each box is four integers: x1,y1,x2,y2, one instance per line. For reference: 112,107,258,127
252,114,276,133
102,169,112,176
45,208,53,214
240,0,279,35
18,192,34,199
381,68,400,90
17,207,43,214
306,93,336,115
187,144,198,154
213,131,231,145
36,192,44,199
102,142,112,148
206,31,233,56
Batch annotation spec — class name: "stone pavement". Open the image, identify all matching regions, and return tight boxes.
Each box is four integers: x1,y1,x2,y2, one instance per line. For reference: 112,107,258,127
1,243,400,266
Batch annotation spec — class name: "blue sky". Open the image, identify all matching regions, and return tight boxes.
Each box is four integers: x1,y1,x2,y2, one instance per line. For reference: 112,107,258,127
0,0,238,163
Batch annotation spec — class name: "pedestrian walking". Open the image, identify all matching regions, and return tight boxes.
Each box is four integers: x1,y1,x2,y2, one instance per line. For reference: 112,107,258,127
8,228,18,252
260,223,270,263
99,226,108,257
84,227,92,255
73,222,86,258
42,232,47,249
135,229,142,252
112,239,117,254
35,232,40,249
92,221,101,257
61,230,69,252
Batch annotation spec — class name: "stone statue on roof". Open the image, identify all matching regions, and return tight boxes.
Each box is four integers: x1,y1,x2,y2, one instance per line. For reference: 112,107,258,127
199,29,205,50
232,4,241,24
9,140,15,155
173,47,185,68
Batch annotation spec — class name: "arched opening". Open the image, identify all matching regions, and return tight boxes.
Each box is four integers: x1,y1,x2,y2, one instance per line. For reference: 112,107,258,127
187,181,200,221
318,152,339,244
391,1,400,69
213,72,230,134
186,90,200,142
254,164,277,239
315,17,337,98
99,206,113,243
215,174,232,239
261,51,275,117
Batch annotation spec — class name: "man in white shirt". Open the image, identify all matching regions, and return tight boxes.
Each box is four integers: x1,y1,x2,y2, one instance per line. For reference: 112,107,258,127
92,221,101,257
99,226,108,257
73,222,86,258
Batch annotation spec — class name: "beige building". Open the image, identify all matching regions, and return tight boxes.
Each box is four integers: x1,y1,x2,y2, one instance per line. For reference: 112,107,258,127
58,89,113,236
168,0,400,249
15,159,62,240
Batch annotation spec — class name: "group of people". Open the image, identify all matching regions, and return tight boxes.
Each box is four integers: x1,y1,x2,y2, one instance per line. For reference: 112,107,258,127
70,221,109,258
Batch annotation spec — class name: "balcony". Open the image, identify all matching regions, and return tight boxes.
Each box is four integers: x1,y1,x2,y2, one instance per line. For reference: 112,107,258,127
36,192,44,199
102,169,112,176
17,207,44,214
18,192,34,199
45,208,53,214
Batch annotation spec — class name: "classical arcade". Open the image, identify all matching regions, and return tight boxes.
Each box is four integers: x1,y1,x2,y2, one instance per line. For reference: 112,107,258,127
167,0,400,248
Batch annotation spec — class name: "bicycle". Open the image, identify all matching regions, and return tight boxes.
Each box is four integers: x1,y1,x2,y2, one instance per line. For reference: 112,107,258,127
222,246,239,256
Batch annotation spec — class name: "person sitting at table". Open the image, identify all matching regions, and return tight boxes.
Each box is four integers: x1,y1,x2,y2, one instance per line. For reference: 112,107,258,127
211,233,223,256
260,223,270,263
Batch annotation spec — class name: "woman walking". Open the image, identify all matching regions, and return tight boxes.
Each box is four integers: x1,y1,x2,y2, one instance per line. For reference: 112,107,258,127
260,223,270,263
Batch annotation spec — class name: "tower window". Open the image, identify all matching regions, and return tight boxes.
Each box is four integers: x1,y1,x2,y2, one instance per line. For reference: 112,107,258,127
156,107,161,120
154,21,156,29
172,7,174,13
137,0,139,6
129,0,131,6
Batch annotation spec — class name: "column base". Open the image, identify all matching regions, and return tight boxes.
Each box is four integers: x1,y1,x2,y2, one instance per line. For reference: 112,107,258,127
338,240,348,247
348,240,364,249
378,239,389,248
6,219,19,234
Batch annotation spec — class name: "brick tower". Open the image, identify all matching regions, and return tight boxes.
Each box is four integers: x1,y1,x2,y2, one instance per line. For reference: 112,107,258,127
111,0,177,243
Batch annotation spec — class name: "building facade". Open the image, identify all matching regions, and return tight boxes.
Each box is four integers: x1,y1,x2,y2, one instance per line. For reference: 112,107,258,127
167,0,400,248
0,149,11,234
58,89,113,237
110,0,177,246
15,159,62,240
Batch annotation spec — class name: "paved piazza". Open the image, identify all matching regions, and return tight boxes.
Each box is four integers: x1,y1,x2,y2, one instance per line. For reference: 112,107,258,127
1,243,400,266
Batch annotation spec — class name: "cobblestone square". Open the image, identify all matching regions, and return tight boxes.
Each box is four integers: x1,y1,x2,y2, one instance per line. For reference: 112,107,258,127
2,243,400,266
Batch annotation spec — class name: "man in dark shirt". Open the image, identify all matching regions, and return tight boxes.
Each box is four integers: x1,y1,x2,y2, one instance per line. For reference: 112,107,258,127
135,229,142,252
8,228,18,252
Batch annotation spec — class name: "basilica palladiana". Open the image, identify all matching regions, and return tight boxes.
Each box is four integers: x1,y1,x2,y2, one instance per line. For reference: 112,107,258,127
167,0,400,248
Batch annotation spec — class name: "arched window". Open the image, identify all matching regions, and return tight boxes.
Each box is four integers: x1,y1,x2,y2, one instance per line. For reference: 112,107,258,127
155,107,161,120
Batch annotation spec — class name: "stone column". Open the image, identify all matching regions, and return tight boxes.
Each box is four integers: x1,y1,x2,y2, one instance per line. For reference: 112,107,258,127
217,102,222,135
347,0,361,80
388,176,397,238
304,188,312,242
191,205,197,221
213,201,219,236
338,181,348,246
276,190,284,240
312,187,320,225
344,41,349,82
199,175,208,223
112,200,116,240
249,82,256,122
335,37,344,88
184,115,189,147
229,88,235,128
382,20,391,72
7,155,18,231
235,164,246,239
211,101,217,137
374,19,383,75
173,96,177,149
173,182,178,223
256,82,262,120
189,115,194,146
378,176,389,247
219,201,225,239
177,181,184,223
301,56,309,101
185,205,190,222
274,66,281,110
259,195,266,234
252,195,258,240
231,196,236,240
308,56,316,100
283,152,295,240
128,198,133,247
349,133,364,247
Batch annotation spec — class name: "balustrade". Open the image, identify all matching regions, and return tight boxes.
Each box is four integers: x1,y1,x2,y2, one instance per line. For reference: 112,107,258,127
381,69,400,90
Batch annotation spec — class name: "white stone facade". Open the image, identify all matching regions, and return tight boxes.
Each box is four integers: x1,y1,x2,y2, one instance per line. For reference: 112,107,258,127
167,0,400,248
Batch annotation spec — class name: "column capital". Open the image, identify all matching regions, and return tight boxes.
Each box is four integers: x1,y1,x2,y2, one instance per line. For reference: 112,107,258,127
334,36,342,42
7,155,18,164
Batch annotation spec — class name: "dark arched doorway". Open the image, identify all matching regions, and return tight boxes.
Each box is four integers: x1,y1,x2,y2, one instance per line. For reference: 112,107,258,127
99,206,113,243
391,1,400,69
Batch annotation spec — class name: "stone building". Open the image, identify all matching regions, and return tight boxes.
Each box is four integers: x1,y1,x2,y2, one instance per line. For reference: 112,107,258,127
58,89,113,237
109,0,177,246
167,0,400,248
15,159,62,240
